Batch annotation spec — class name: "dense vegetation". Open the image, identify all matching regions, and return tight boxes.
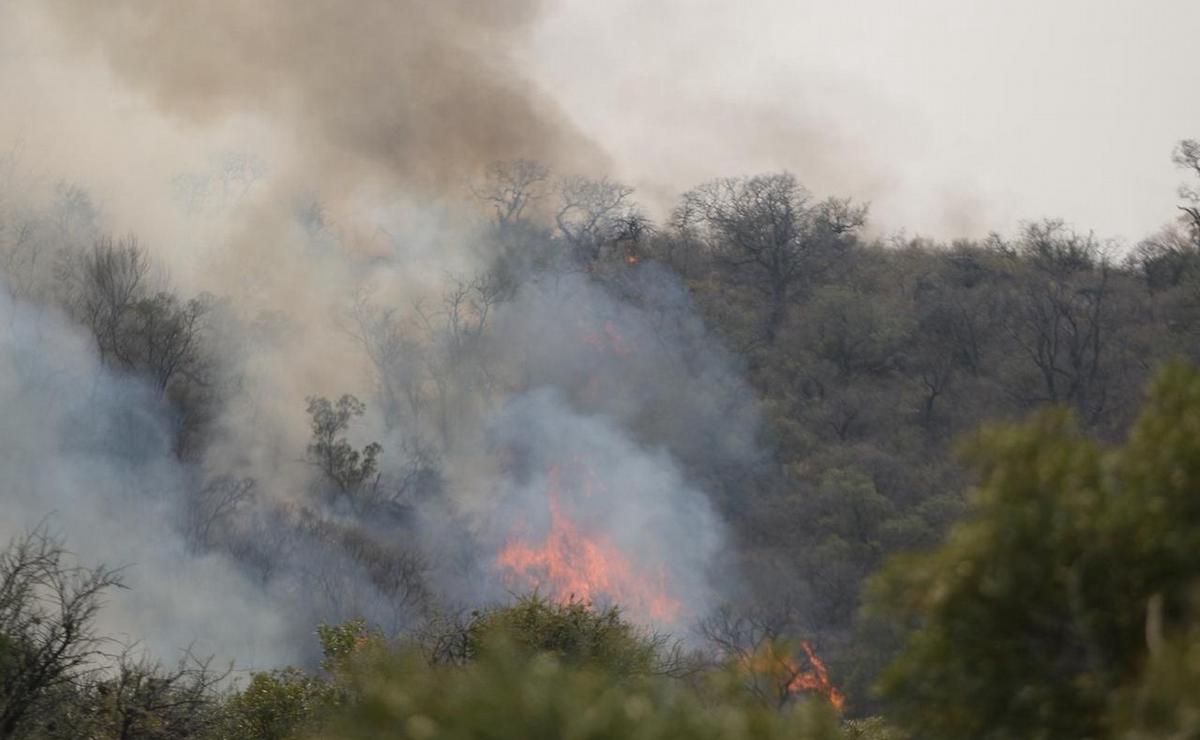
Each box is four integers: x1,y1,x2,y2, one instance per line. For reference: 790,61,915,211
2,140,1200,736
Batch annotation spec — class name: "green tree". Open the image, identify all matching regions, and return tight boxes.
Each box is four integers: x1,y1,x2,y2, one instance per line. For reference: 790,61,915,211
220,668,340,740
868,362,1200,739
423,595,672,679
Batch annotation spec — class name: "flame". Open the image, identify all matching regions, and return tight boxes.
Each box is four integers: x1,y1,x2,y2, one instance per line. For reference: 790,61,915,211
744,640,846,712
496,462,682,624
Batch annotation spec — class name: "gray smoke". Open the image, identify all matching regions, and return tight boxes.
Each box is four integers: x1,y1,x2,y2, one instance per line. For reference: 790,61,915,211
0,0,768,670
0,287,292,667
41,0,606,194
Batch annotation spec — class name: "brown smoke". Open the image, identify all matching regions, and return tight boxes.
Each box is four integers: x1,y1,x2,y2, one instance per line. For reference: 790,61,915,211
43,0,606,194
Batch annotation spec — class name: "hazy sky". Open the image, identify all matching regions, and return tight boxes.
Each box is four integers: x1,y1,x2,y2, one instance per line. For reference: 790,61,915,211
528,0,1200,241
1,0,1196,244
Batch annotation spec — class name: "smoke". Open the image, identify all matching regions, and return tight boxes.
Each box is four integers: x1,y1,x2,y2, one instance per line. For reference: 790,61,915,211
40,0,606,195
0,0,769,670
0,287,292,667
410,268,762,625
484,389,723,625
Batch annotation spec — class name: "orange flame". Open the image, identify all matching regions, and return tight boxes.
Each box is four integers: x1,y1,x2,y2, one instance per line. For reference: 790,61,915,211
496,462,682,624
744,640,845,712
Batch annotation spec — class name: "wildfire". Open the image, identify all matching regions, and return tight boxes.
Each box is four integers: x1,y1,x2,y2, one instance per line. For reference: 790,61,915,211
744,640,845,712
495,462,683,624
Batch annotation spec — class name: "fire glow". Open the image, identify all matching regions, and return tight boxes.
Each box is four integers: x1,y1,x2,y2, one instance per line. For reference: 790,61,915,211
746,641,846,711
495,461,683,624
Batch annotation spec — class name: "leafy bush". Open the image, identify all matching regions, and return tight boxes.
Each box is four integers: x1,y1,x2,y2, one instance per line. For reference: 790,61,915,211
869,363,1200,739
319,640,845,740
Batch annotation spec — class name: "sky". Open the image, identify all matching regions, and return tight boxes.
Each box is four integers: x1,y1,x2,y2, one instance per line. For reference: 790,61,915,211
527,0,1200,241
0,0,1196,243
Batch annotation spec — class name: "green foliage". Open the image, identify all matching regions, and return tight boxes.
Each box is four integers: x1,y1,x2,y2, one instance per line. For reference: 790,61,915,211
1107,610,1200,739
216,620,379,739
317,618,385,677
319,640,845,740
868,362,1200,739
840,717,908,740
459,595,665,678
805,286,912,378
221,668,341,740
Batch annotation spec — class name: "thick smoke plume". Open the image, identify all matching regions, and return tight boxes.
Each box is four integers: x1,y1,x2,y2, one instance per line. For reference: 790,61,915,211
43,0,606,193
0,0,767,670
0,289,292,666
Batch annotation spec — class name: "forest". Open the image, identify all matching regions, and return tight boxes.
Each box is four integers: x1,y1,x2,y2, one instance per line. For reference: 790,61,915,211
2,138,1200,737
3,1,1200,737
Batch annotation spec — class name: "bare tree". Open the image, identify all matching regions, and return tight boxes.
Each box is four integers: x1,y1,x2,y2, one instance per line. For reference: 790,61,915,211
62,236,150,367
296,512,431,635
414,272,501,450
698,603,833,710
172,151,266,216
471,159,550,226
0,527,123,738
54,648,229,739
1005,222,1119,424
182,476,256,551
348,296,429,434
555,175,636,263
0,217,42,304
133,292,212,394
1174,139,1200,246
677,172,865,343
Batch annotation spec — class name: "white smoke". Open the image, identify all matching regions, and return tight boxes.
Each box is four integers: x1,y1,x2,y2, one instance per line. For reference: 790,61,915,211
0,287,293,667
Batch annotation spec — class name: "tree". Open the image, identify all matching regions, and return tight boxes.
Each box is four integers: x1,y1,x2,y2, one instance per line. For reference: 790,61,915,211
297,514,431,634
59,236,216,457
867,362,1200,739
677,173,865,343
471,159,550,227
413,273,501,451
182,475,256,551
555,175,636,263
457,595,671,678
347,296,429,434
55,649,228,740
305,395,382,500
699,603,844,711
321,599,845,740
805,286,911,379
1173,139,1200,246
1003,221,1125,426
221,668,341,740
0,528,123,738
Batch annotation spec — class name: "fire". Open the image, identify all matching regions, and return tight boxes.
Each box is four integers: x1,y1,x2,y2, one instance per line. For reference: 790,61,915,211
495,461,683,624
744,640,845,711
793,642,845,711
